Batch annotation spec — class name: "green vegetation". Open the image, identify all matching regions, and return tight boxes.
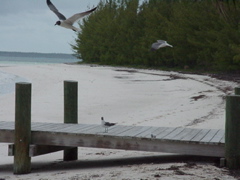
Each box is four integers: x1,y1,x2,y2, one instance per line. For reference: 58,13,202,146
72,0,240,72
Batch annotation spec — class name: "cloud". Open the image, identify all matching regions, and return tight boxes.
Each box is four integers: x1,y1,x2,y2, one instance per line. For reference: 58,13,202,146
0,0,99,53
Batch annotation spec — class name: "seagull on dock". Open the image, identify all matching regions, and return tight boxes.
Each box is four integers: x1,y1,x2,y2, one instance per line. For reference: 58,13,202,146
151,40,173,51
46,0,97,32
101,117,116,133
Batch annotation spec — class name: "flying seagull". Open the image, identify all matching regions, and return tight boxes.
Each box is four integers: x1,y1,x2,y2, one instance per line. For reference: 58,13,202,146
46,0,97,32
151,40,173,51
101,117,116,133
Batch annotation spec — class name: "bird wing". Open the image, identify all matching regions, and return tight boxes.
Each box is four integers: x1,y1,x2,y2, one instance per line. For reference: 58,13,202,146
105,122,116,126
47,0,66,20
151,42,161,50
157,40,166,44
65,7,97,25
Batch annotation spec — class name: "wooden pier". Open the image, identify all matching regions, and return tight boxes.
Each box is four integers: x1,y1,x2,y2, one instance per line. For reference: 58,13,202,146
0,121,225,157
0,81,240,174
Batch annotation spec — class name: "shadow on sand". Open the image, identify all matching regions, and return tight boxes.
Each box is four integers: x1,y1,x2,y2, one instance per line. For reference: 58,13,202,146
0,154,220,174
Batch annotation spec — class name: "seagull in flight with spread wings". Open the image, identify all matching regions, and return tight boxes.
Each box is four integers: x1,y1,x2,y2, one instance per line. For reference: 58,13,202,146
46,0,97,32
151,40,173,51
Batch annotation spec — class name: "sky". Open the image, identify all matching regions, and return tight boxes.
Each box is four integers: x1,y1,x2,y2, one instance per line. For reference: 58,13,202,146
0,0,100,54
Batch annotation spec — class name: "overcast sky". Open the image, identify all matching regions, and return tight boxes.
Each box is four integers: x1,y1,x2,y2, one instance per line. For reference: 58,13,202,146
0,0,100,54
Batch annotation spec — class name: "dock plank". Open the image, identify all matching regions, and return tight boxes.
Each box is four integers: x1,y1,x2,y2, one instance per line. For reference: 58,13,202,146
50,124,92,133
200,129,219,144
220,136,225,143
191,129,210,142
0,121,225,158
135,127,160,138
117,126,146,137
181,128,202,142
163,128,185,140
156,127,177,139
210,129,225,144
32,123,62,131
132,126,153,137
71,124,99,133
107,125,135,136
150,127,169,137
171,128,196,141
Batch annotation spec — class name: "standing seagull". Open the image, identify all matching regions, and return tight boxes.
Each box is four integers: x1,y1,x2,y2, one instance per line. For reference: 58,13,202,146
101,117,116,133
46,0,97,32
151,40,173,51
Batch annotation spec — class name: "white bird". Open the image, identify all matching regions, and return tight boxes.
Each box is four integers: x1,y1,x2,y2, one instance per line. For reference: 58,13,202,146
101,117,116,133
46,0,97,32
151,40,173,51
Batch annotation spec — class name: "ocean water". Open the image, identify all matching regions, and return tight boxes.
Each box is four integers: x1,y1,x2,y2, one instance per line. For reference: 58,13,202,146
0,55,80,65
0,54,81,95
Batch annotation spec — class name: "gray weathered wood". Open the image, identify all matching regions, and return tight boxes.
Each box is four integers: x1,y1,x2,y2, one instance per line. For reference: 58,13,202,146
8,144,15,156
117,126,148,137
156,127,177,139
30,130,224,157
181,128,202,142
210,129,224,144
14,83,31,174
0,129,14,143
171,128,195,141
0,121,225,159
133,126,154,137
200,129,219,144
64,81,78,161
52,124,91,133
107,125,136,136
163,128,185,140
135,127,160,138
220,135,225,143
225,95,240,169
235,87,240,95
121,126,152,137
191,129,210,142
151,127,169,136
9,144,70,157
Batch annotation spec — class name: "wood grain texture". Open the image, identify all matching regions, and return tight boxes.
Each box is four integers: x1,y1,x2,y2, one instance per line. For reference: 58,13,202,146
0,121,225,157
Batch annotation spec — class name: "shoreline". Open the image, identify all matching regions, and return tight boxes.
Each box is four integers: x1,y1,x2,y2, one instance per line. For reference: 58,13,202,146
0,63,239,179
0,63,237,127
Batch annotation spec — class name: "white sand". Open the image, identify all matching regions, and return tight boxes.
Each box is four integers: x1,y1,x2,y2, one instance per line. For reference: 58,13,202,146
0,64,238,179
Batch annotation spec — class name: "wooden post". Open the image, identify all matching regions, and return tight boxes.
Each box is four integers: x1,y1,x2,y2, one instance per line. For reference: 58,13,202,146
63,81,78,161
225,95,240,169
14,82,31,174
235,87,240,95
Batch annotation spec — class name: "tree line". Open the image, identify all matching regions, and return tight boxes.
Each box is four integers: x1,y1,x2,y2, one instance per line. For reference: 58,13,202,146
72,0,240,72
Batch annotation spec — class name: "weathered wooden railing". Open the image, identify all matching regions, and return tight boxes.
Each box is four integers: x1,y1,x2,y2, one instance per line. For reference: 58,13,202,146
2,81,240,174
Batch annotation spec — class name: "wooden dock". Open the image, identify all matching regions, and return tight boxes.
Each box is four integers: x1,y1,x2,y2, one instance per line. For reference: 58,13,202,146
0,121,225,158
1,82,240,174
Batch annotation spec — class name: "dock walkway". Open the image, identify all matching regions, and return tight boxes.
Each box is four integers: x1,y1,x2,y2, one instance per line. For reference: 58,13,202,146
0,121,225,157
3,82,239,174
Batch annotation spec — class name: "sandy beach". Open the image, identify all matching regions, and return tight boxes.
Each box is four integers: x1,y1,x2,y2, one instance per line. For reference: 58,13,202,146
0,63,239,179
